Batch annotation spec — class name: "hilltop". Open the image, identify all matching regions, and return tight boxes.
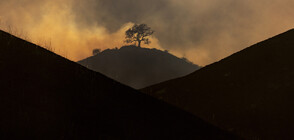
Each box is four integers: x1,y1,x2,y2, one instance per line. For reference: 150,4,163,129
142,29,294,139
0,30,239,139
78,45,200,89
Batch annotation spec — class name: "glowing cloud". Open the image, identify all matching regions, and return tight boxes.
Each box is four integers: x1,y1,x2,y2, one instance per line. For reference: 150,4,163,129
0,0,294,65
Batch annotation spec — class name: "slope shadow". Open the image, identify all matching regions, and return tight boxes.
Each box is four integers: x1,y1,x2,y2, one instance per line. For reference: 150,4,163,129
0,30,239,140
142,29,294,140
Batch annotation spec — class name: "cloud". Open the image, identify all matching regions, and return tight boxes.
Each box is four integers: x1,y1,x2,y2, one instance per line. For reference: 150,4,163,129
0,0,294,65
0,0,155,60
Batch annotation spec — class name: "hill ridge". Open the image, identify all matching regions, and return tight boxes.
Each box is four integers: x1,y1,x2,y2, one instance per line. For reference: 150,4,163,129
79,45,200,89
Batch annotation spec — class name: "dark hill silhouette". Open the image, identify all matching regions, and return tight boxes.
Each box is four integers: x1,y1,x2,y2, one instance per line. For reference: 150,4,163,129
78,45,200,89
142,29,294,140
0,30,239,140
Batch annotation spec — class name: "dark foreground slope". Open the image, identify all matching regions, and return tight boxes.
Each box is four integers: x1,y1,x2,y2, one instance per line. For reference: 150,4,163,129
78,46,199,89
0,30,239,140
142,29,294,140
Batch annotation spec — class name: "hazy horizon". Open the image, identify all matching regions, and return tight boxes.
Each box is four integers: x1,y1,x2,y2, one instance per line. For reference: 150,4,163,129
0,0,293,66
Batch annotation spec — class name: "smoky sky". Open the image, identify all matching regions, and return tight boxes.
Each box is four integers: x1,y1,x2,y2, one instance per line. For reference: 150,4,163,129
0,0,294,65
73,0,207,47
72,0,291,42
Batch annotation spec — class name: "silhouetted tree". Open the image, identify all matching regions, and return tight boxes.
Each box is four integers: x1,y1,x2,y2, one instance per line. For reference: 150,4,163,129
93,48,101,56
181,57,188,62
125,24,154,47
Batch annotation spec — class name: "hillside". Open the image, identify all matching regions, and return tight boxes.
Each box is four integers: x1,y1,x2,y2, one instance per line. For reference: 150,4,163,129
78,45,200,89
142,29,294,139
0,30,240,139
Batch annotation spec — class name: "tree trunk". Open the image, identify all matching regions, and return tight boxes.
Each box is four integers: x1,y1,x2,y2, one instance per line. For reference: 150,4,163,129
138,41,141,47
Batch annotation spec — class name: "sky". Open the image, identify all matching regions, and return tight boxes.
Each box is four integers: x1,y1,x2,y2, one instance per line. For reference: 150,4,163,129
0,0,294,66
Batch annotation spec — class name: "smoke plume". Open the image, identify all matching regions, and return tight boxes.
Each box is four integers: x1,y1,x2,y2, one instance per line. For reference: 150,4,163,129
0,0,293,65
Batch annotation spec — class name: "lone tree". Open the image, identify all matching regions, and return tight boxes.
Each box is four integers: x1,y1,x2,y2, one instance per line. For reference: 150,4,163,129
125,24,154,47
92,48,101,56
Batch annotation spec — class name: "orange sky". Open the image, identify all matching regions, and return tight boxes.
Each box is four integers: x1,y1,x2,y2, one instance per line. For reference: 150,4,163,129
0,0,294,66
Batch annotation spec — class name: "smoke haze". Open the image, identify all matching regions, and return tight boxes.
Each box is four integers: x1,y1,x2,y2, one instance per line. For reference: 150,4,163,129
0,0,293,65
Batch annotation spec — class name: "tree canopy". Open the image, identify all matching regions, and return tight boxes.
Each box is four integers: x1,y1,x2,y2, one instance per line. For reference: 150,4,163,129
92,48,101,56
125,24,154,47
